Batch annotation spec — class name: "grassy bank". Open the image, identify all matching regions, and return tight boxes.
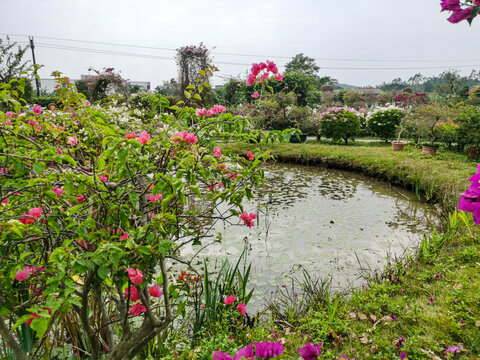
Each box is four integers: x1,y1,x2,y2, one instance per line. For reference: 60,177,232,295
170,143,480,360
228,142,477,215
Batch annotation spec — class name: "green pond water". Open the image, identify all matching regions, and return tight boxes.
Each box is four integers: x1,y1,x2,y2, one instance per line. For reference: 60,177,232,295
182,163,440,308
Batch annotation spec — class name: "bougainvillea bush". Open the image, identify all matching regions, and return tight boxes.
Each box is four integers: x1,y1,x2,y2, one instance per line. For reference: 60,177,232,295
0,72,269,359
314,107,360,144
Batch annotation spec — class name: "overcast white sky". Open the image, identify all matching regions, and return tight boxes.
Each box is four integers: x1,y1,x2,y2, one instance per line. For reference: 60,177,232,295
1,0,479,88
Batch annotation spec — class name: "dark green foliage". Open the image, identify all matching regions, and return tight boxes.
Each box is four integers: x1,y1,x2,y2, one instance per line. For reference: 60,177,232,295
457,105,480,149
154,78,179,97
367,109,404,141
30,95,60,107
285,53,320,77
0,36,30,83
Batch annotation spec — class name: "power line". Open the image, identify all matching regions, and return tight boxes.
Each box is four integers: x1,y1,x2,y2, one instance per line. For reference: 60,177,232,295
5,32,480,64
19,42,479,71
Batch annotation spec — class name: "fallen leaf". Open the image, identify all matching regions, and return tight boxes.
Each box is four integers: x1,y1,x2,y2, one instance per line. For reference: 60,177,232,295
475,320,480,328
370,314,377,322
453,283,463,290
358,313,367,320
360,333,370,344
370,345,378,353
349,312,357,318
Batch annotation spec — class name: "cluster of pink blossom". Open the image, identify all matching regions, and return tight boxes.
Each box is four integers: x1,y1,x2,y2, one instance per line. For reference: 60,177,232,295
441,0,480,23
124,283,162,316
223,294,247,315
240,211,257,228
315,107,358,123
196,105,227,117
19,207,43,225
15,265,46,281
124,130,151,144
246,60,284,85
433,118,459,129
170,130,198,144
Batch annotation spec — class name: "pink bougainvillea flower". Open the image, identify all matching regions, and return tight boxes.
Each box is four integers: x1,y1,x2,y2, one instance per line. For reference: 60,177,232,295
67,136,78,146
196,108,207,117
129,302,146,316
275,73,284,81
233,344,254,360
445,344,463,355
337,355,353,360
85,100,90,106
266,60,278,74
53,186,66,196
237,302,247,315
124,286,139,302
224,294,236,305
28,119,37,127
5,119,12,126
99,175,108,182
19,214,34,225
247,151,254,161
212,351,233,360
252,91,259,99
5,111,13,117
125,132,136,139
76,195,87,203
400,353,407,360
298,342,323,360
28,207,42,218
254,340,284,359
1,197,8,205
119,232,129,241
149,284,162,297
147,193,163,203
126,268,144,284
240,211,257,228
15,266,31,281
171,131,198,144
137,130,151,144
213,146,222,157
429,297,435,304
32,105,42,114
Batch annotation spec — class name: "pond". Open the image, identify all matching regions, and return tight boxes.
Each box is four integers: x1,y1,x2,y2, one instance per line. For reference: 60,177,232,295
182,163,440,309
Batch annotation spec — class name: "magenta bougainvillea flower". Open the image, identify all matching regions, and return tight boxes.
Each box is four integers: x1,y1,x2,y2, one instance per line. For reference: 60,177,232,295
458,164,480,224
254,340,284,359
15,266,31,281
32,105,42,114
252,91,259,99
124,286,139,301
126,268,144,284
240,211,257,228
224,294,236,305
298,342,323,360
234,344,254,359
67,136,78,146
147,193,163,203
28,207,42,218
149,284,162,297
237,302,247,315
400,353,407,359
171,130,198,144
246,60,283,85
212,350,233,360
129,302,146,316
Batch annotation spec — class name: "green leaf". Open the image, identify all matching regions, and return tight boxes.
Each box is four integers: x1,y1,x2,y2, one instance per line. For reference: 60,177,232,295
30,317,49,338
193,94,202,101
32,162,46,175
198,85,203,93
129,192,139,207
118,147,128,164
98,265,109,280
184,90,191,99
186,84,195,90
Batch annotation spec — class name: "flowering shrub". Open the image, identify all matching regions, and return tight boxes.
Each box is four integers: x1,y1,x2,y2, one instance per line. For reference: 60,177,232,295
315,107,361,144
0,70,268,359
394,92,429,108
441,0,480,23
366,107,404,141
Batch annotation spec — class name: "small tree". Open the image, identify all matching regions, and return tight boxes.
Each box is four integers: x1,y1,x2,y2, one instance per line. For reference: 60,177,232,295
0,36,30,83
285,53,320,77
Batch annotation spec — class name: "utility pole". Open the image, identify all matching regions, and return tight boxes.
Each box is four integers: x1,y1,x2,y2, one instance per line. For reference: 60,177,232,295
29,36,40,97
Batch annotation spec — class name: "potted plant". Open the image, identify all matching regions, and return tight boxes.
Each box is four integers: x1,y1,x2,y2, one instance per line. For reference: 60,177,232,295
391,121,407,151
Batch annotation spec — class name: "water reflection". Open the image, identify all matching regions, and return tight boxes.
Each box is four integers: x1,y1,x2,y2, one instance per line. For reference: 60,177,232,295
182,163,439,308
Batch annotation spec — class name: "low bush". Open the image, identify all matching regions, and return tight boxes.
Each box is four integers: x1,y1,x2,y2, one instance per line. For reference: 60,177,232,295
315,107,360,144
367,107,404,141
